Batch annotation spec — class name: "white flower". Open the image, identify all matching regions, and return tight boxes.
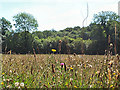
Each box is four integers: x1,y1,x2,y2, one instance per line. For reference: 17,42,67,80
6,85,12,88
110,43,113,47
10,70,12,73
15,82,19,87
6,79,10,82
20,82,24,87
70,78,73,81
89,64,92,68
3,79,5,81
90,85,92,88
77,64,80,67
18,86,21,89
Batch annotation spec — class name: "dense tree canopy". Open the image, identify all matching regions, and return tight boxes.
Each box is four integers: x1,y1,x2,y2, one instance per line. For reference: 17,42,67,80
1,11,120,54
13,12,38,32
13,12,38,53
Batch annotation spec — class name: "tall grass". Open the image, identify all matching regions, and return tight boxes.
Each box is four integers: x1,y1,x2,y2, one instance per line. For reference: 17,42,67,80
1,53,120,88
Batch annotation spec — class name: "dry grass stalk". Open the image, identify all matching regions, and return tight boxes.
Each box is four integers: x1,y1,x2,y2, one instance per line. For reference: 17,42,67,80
59,40,62,54
108,69,111,82
64,63,66,72
114,24,117,55
107,35,111,55
33,48,36,61
31,66,33,75
52,64,55,73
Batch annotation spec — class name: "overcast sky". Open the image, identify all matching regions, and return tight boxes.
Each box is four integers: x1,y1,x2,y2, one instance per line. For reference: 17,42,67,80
0,0,120,31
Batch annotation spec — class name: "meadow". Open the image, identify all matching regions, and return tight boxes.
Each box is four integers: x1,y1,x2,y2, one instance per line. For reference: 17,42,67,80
1,53,120,88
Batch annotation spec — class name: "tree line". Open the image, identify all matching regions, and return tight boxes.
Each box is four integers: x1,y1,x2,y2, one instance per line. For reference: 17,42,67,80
0,11,120,54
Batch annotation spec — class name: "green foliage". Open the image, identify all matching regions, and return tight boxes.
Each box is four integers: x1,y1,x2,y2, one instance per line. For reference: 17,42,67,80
0,17,12,35
13,12,38,32
1,11,120,54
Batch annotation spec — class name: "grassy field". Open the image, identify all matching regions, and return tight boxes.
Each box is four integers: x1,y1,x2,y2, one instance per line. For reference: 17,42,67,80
1,54,120,88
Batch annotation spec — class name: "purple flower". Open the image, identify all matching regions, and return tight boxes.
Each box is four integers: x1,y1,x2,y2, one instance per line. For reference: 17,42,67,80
60,63,64,66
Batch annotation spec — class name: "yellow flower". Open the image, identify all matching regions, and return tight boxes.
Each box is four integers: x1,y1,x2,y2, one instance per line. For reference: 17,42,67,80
112,73,115,75
70,67,73,70
110,85,113,88
96,71,100,74
65,82,68,86
97,81,100,83
48,82,49,85
2,73,5,75
52,49,56,52
74,86,77,88
84,64,86,68
1,82,4,85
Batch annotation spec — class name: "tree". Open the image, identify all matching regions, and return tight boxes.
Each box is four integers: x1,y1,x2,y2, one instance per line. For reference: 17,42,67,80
90,11,120,54
13,12,38,32
93,11,119,25
13,12,38,53
0,17,12,53
92,11,119,38
0,17,12,35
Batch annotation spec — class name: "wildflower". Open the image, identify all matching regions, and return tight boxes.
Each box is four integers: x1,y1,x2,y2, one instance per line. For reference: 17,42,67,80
60,63,64,65
1,82,4,85
18,86,20,89
3,79,5,81
70,67,73,71
77,64,80,67
97,81,100,83
70,67,73,70
65,83,68,86
6,85,12,88
110,85,113,88
74,86,77,88
48,82,50,85
89,64,92,68
108,61,114,66
15,82,19,87
96,71,100,74
10,70,12,73
61,63,64,70
110,43,113,47
89,85,92,88
2,73,5,75
70,78,73,81
84,64,86,68
113,73,115,75
20,82,24,87
6,79,10,82
52,49,56,52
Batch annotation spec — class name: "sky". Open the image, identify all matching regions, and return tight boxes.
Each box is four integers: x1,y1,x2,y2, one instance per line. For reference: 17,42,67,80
0,0,120,31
